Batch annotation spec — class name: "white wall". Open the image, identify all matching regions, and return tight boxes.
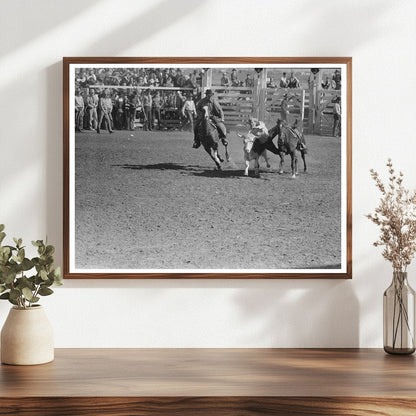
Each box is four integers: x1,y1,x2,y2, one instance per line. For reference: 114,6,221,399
1,0,415,347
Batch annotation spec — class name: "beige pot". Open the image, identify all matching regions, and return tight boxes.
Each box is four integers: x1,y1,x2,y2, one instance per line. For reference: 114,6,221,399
1,305,54,365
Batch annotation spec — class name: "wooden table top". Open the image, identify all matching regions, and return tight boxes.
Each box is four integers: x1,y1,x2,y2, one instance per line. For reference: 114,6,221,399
1,348,415,398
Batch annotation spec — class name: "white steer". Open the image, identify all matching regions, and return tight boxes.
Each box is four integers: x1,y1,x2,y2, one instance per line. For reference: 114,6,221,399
238,132,270,177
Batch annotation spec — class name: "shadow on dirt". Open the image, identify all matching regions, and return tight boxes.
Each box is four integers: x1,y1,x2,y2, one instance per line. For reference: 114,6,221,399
115,163,201,171
190,170,243,179
115,163,278,180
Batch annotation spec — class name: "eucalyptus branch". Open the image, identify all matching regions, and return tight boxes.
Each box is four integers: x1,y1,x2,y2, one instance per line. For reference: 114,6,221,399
0,225,62,309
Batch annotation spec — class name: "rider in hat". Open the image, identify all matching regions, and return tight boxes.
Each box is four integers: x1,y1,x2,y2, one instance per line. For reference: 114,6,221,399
193,89,228,149
247,117,277,155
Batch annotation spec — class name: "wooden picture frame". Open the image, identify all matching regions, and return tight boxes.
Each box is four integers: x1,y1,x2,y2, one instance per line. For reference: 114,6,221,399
63,57,352,279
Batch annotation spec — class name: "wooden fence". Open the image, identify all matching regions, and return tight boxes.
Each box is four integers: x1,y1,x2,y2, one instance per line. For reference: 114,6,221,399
211,86,339,136
313,89,342,136
209,86,254,130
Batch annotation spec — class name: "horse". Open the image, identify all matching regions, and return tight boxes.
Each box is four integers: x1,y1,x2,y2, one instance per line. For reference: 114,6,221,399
268,119,307,178
196,106,229,170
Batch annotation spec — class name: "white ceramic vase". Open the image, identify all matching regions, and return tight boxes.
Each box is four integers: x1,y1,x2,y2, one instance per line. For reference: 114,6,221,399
1,305,54,365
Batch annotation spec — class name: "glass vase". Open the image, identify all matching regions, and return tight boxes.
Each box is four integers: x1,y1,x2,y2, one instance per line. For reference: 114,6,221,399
383,271,415,355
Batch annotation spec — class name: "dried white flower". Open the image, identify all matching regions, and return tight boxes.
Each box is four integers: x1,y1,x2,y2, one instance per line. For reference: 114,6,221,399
367,159,416,272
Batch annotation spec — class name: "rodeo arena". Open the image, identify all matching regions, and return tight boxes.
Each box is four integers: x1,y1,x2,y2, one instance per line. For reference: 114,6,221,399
74,67,343,271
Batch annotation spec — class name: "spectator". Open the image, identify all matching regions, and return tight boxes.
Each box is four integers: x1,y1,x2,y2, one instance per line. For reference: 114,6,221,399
123,95,132,130
279,72,289,88
95,76,104,87
75,88,85,132
130,92,142,129
142,89,153,131
221,71,230,87
76,70,87,87
332,96,341,137
172,90,184,110
152,91,163,130
245,74,254,87
87,69,97,85
86,88,99,130
169,69,177,86
332,69,341,90
115,92,125,129
176,69,186,88
82,88,90,129
231,69,239,86
148,72,158,87
182,93,197,131
183,74,194,89
175,91,185,127
267,77,277,88
288,72,300,88
321,76,331,89
190,70,198,88
97,90,113,134
195,70,204,87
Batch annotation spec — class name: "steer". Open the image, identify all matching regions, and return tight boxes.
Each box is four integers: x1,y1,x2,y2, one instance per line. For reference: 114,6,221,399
237,132,270,177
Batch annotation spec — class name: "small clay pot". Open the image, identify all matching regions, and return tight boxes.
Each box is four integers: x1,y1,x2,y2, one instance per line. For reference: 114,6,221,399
1,305,54,365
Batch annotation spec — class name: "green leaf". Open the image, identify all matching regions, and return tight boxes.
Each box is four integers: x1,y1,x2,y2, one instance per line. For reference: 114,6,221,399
17,248,25,263
0,285,6,294
13,237,22,248
54,267,64,286
50,267,63,285
20,258,34,271
22,287,34,301
9,288,21,301
0,246,10,255
31,240,43,247
0,246,10,265
38,287,53,296
0,224,5,232
0,292,9,299
0,232,6,244
39,269,48,281
17,276,35,291
45,245,55,256
2,271,17,285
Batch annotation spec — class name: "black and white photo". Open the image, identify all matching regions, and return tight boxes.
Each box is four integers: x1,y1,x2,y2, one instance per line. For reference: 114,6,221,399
63,58,352,279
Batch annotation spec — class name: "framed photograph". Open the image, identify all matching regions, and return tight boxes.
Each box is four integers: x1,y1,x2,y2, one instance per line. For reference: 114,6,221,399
63,57,352,279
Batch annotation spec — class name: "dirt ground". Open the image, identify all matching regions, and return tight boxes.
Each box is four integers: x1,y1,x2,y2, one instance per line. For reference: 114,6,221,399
74,128,342,270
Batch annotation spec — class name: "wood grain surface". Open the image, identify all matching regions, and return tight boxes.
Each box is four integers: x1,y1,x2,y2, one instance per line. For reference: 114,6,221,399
1,348,415,415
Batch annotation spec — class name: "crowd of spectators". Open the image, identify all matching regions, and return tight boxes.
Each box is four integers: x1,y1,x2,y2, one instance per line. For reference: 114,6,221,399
74,86,198,133
321,69,342,90
75,67,204,90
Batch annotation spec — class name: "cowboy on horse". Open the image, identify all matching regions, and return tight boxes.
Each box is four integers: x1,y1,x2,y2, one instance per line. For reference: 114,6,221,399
193,89,228,149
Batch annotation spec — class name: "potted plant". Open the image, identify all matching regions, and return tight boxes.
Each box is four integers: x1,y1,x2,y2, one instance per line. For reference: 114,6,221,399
367,159,416,354
0,224,62,365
